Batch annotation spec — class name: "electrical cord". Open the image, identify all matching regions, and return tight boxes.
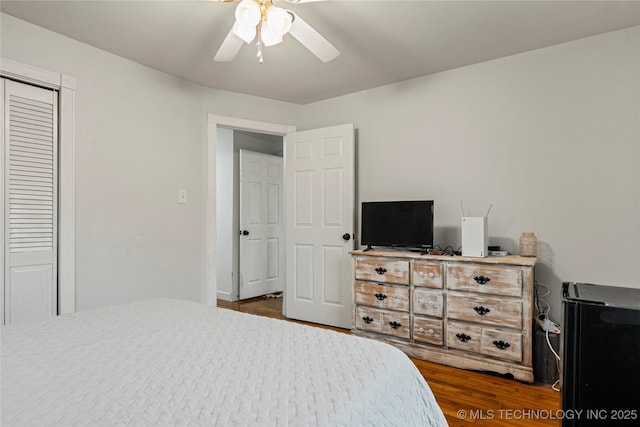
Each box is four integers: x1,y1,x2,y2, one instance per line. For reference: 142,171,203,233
546,329,561,392
534,281,551,316
429,245,461,256
537,283,551,297
535,281,561,392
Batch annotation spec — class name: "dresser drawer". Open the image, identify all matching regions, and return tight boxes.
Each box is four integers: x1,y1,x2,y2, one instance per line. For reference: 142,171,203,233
447,293,522,329
355,306,384,334
355,258,409,284
447,321,482,353
413,289,444,318
355,307,410,340
447,264,521,297
412,261,443,288
381,311,410,339
355,282,409,311
481,328,522,362
447,321,522,362
413,317,443,346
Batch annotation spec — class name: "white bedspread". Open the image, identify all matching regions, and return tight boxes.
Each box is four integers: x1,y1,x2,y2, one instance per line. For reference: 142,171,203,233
1,298,447,426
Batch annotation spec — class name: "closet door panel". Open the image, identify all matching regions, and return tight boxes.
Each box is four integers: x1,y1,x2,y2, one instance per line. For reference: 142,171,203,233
3,79,58,325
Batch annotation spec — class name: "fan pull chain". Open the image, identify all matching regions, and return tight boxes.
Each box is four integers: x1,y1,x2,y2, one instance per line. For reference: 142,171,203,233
257,20,264,63
257,43,264,63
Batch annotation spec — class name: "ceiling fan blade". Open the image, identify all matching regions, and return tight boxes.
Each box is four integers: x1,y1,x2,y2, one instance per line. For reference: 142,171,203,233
214,30,244,62
288,13,339,62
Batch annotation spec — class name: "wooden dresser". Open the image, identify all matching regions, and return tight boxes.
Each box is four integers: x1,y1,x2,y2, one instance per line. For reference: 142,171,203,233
350,250,536,382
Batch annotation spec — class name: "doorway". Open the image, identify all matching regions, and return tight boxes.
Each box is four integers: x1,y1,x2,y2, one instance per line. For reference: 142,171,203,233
206,115,355,328
205,114,294,316
216,128,284,302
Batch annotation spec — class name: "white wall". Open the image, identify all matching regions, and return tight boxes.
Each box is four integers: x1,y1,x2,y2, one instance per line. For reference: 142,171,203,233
0,13,302,311
302,26,640,322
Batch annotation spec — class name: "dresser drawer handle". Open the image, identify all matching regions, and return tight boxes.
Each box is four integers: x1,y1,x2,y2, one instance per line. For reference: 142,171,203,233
418,299,435,307
418,327,436,336
389,321,402,329
493,340,511,350
474,275,491,284
362,316,374,324
456,333,471,342
474,306,491,316
374,293,387,301
374,267,387,275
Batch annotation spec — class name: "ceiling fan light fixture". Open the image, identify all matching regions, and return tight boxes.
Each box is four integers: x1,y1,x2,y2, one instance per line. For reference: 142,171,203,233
260,25,283,47
232,20,257,43
260,6,293,47
214,0,340,63
266,6,293,35
235,0,261,27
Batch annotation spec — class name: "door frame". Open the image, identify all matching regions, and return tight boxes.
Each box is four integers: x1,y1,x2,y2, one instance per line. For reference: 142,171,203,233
0,58,76,317
206,114,295,307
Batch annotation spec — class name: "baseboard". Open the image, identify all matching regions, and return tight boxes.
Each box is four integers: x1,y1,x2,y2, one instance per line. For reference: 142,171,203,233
216,290,238,302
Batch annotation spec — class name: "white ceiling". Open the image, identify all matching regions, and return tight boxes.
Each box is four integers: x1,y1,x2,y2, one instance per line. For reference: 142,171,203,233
2,0,639,104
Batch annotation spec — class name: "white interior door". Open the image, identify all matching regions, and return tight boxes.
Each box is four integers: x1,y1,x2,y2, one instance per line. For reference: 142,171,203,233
2,79,58,325
285,123,355,328
239,150,284,299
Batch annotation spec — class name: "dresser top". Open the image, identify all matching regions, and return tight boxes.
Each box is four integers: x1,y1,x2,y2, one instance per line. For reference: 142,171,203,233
349,250,536,267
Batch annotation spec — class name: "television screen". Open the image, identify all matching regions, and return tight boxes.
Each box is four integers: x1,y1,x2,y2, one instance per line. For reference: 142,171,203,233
361,200,434,249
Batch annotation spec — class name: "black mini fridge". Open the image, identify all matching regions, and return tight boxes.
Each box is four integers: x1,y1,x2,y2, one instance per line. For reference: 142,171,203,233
562,282,640,426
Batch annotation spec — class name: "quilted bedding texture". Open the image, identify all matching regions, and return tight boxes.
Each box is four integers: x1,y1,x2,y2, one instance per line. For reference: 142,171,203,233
1,298,447,426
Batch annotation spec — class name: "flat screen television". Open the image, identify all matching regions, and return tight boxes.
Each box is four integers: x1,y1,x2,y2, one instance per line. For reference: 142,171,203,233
361,200,434,251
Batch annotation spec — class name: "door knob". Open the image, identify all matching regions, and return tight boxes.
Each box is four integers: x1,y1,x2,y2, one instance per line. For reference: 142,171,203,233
342,233,351,241
240,230,249,236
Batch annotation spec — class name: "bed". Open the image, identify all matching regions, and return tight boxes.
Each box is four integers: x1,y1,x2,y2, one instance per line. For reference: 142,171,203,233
1,298,447,426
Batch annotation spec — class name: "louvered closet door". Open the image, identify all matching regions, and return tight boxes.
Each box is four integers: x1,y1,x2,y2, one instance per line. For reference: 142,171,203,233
2,79,58,325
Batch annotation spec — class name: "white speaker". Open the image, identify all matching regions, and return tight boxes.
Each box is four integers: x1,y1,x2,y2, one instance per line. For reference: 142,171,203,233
462,217,488,258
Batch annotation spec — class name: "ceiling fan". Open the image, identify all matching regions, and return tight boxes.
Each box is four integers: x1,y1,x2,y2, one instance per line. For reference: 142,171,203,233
214,0,340,63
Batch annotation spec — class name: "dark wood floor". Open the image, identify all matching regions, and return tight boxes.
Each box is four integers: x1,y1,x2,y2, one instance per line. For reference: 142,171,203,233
218,295,561,427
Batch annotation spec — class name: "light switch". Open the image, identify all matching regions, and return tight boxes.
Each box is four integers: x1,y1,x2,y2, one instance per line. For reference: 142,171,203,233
178,189,187,204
